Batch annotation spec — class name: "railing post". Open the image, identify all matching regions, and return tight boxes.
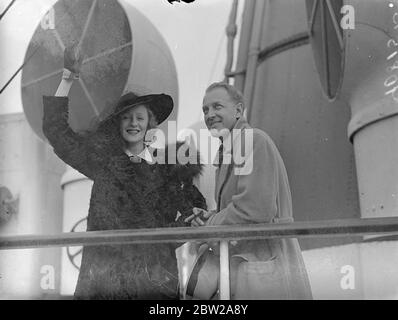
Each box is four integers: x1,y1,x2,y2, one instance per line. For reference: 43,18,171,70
219,240,230,300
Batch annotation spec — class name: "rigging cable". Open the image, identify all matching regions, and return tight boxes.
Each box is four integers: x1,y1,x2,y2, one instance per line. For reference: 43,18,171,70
0,0,16,21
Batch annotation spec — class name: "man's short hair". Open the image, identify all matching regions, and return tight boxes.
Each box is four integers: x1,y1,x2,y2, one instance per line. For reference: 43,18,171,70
205,82,244,106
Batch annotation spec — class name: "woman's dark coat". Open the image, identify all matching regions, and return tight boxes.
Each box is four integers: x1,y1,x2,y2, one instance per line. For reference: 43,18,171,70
42,96,206,299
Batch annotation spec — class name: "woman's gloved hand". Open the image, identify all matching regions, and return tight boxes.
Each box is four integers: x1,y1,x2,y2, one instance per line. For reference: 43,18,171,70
64,44,84,75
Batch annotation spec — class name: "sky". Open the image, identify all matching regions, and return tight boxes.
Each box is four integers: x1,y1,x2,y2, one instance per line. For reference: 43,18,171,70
0,0,243,131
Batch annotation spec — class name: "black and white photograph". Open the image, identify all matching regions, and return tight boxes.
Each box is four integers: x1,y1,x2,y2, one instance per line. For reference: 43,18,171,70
0,0,398,304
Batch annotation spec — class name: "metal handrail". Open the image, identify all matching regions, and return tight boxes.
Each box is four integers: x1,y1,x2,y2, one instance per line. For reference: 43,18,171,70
1,217,398,250
2,216,398,300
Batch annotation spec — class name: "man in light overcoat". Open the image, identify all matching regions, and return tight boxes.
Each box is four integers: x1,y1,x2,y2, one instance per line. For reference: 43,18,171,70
187,82,313,299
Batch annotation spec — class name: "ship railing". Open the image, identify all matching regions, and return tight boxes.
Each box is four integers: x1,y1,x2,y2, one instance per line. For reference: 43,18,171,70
1,216,398,299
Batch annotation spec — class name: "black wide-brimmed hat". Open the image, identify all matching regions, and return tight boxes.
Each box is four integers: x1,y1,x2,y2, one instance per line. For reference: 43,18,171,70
104,92,174,125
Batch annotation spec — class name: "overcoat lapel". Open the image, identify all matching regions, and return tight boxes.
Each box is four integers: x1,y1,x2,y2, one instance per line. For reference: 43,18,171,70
215,163,229,201
213,118,249,206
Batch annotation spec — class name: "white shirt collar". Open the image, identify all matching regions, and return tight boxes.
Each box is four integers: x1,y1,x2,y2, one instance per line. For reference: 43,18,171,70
125,146,154,164
212,118,246,166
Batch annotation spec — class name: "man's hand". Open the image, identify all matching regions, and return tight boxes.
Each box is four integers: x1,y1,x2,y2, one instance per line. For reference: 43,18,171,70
184,208,216,227
185,208,219,254
64,44,84,74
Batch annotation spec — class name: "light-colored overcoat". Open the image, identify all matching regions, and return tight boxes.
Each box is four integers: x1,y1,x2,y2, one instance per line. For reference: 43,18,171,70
207,117,312,299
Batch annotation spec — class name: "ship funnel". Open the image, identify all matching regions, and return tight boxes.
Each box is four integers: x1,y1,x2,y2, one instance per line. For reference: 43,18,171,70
341,0,398,219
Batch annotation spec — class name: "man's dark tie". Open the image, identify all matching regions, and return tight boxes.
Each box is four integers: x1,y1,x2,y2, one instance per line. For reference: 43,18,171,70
217,143,223,167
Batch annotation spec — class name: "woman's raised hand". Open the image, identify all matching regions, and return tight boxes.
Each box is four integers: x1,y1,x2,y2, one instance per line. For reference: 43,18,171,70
55,44,84,95
64,44,84,75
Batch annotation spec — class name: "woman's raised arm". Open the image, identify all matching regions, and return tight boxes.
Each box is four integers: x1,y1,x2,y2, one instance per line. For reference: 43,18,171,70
56,44,83,96
43,45,103,180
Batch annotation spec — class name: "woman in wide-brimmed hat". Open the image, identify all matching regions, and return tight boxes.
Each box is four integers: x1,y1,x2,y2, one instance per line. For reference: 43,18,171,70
42,45,207,299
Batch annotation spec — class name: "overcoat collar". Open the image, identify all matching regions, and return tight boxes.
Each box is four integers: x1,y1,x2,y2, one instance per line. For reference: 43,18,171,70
214,117,251,202
107,150,163,198
107,142,203,198
213,117,251,164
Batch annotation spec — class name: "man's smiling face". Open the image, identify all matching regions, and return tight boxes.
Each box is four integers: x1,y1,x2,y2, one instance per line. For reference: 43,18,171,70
202,87,242,136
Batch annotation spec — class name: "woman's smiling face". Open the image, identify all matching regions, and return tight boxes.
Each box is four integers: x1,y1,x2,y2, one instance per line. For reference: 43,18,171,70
120,104,149,146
